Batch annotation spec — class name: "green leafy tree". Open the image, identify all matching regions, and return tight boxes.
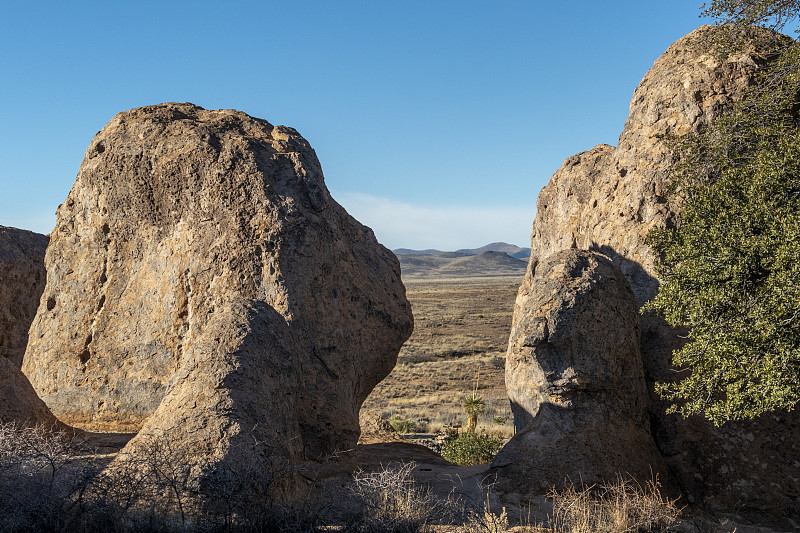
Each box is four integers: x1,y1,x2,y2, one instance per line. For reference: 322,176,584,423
645,1,800,424
701,0,800,30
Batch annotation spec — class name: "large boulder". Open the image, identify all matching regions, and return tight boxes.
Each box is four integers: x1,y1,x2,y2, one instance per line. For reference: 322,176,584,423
0,227,62,427
506,26,799,525
21,103,413,480
493,249,668,493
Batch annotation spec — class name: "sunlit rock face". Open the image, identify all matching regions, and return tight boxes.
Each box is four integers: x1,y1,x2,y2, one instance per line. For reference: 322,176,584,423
22,103,413,492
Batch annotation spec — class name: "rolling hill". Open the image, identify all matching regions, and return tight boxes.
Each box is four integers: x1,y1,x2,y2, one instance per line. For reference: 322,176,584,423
394,242,530,260
397,250,528,279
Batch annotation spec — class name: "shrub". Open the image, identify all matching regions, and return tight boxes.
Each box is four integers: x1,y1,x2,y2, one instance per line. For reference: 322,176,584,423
390,415,416,434
440,431,503,466
348,462,443,532
0,421,314,532
0,422,99,533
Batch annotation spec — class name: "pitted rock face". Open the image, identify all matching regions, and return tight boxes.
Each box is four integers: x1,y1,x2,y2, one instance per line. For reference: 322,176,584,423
495,249,667,491
506,250,647,428
22,103,413,470
531,26,788,307
508,26,800,525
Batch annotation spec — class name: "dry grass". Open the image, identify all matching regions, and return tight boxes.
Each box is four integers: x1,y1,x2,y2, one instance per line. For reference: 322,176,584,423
361,275,522,437
346,462,511,533
348,462,445,532
0,423,684,532
345,465,681,533
546,478,681,533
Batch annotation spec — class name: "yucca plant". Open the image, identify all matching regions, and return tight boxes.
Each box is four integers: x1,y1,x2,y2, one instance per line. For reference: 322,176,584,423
463,394,485,433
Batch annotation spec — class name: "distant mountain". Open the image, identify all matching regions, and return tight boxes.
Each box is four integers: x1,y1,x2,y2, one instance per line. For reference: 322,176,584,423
392,248,443,256
397,250,527,279
456,242,530,259
393,241,531,260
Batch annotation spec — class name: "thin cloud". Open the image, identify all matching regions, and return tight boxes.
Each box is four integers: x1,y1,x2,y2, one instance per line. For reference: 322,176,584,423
333,192,535,251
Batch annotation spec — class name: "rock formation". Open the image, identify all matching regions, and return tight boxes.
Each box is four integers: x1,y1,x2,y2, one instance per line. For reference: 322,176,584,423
531,26,789,306
0,226,48,367
494,249,668,492
358,412,404,445
22,103,413,489
501,26,799,525
0,226,63,427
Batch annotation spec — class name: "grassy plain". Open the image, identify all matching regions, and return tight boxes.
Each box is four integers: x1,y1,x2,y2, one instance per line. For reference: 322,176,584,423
361,274,524,437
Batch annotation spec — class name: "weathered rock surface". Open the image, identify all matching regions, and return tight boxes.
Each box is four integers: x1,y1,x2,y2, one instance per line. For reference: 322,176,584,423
0,226,48,368
0,226,62,427
358,412,404,444
22,103,413,484
532,26,788,306
494,250,668,492
505,26,799,525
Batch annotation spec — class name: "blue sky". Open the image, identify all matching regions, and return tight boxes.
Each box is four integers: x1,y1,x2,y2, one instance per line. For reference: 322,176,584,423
0,1,710,249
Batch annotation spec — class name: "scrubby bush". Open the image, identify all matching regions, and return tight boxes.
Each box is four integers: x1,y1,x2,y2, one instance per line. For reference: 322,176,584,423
347,462,513,533
0,422,100,533
440,431,503,466
390,415,416,434
348,462,443,532
0,421,315,532
0,423,682,532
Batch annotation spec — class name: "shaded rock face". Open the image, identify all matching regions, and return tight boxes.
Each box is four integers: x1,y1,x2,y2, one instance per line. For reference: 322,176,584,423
506,26,799,524
0,226,48,367
22,103,413,474
0,356,63,427
0,227,62,427
494,250,667,492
